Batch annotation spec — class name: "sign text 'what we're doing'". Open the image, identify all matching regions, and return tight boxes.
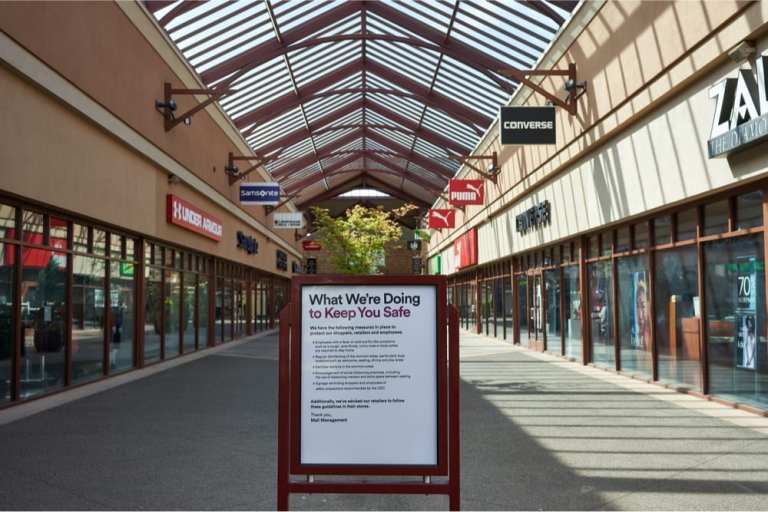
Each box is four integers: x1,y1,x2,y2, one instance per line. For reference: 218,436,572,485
306,290,422,320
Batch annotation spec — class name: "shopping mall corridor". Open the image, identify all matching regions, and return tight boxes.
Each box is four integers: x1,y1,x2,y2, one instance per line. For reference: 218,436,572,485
1,332,767,510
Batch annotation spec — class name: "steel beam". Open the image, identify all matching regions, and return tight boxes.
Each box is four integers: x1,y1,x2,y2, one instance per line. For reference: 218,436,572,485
365,130,455,180
272,129,364,179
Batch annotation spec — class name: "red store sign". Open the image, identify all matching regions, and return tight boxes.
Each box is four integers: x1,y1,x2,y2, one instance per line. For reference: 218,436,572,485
166,194,222,242
302,240,322,251
453,228,477,269
448,179,484,206
428,209,455,229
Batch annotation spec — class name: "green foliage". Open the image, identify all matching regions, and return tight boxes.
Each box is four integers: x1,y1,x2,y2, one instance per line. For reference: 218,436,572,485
310,204,416,275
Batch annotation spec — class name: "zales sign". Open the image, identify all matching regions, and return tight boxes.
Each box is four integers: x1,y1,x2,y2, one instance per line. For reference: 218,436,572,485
708,49,768,158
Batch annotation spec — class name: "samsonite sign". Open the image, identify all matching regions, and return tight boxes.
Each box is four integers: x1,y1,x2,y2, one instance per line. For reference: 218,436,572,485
448,179,484,206
240,182,280,205
708,49,768,158
500,106,556,145
273,212,304,229
166,194,222,241
428,209,455,229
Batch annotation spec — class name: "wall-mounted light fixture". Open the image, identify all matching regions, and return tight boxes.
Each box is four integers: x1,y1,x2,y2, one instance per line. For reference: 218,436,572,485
225,152,277,185
156,82,236,131
448,151,499,184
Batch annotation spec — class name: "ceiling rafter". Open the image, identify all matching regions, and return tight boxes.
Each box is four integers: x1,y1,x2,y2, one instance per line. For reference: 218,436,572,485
150,0,574,205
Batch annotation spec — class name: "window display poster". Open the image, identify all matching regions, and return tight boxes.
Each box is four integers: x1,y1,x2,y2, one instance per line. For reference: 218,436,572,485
630,271,651,350
735,257,757,370
300,284,437,466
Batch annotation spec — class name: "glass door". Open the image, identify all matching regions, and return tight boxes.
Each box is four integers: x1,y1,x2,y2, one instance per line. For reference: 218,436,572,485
545,269,562,355
517,275,528,346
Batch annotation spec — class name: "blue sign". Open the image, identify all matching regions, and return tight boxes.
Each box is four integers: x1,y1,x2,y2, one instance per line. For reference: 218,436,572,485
240,182,281,205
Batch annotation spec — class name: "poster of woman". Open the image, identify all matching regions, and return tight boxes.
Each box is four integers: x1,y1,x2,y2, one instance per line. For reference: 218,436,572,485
736,314,757,370
631,272,650,350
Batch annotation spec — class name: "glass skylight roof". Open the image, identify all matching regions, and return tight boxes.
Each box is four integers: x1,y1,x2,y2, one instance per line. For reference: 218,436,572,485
148,0,577,206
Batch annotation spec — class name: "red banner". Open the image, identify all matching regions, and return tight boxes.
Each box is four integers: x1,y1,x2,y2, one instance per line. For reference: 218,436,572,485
302,240,322,251
448,179,484,206
453,229,477,269
428,209,455,229
166,194,222,241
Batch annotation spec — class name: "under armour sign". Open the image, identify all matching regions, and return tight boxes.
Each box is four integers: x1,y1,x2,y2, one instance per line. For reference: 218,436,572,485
166,194,222,242
428,209,456,229
448,179,484,206
240,182,280,205
500,106,556,145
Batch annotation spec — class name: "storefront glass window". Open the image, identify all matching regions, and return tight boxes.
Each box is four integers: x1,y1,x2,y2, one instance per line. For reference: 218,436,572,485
616,227,630,253
589,261,614,368
736,191,763,230
165,271,181,358
634,222,649,249
654,216,672,246
144,267,162,363
705,236,767,409
704,200,729,236
617,255,652,379
545,269,561,354
109,260,134,373
655,247,701,390
0,204,16,235
517,276,528,346
676,208,697,241
494,278,504,340
21,211,44,238
224,282,233,341
467,283,476,333
20,248,67,398
198,277,209,349
504,278,513,342
72,255,106,383
563,265,581,360
0,243,15,403
183,274,195,353
215,277,224,343
92,229,107,256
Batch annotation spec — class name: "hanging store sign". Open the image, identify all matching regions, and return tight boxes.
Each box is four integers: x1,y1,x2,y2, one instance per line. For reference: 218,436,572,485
240,182,281,205
500,106,556,145
428,209,456,229
236,230,259,255
166,194,222,241
708,50,768,158
276,249,288,271
516,200,552,234
302,240,322,251
453,228,477,269
273,212,305,229
448,179,484,206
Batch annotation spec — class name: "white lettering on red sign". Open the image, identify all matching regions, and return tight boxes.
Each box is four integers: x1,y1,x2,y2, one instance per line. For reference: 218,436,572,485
166,194,222,241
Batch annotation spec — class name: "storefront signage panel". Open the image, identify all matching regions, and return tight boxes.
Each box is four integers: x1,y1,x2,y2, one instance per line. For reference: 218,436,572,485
273,212,305,229
516,200,552,234
236,230,259,254
299,283,438,465
240,182,281,205
428,209,456,229
448,179,484,206
166,194,222,241
708,50,768,158
453,228,477,269
500,106,556,145
302,240,322,251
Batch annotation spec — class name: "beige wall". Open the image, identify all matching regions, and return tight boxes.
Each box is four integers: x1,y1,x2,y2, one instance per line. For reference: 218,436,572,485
0,64,299,276
0,1,303,275
429,0,768,269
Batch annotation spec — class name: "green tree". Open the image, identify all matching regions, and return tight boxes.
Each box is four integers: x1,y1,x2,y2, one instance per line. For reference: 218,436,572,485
310,204,415,275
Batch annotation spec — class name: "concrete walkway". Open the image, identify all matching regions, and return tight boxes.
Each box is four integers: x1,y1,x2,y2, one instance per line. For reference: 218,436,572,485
0,331,767,510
